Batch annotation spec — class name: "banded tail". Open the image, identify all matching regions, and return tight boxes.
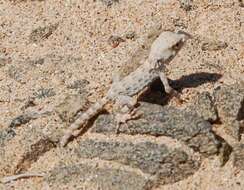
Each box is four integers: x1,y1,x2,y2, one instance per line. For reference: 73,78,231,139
60,96,110,146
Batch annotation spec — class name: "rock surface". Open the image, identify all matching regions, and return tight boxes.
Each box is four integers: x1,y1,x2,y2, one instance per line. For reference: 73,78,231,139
91,102,226,157
188,91,218,122
214,82,244,140
76,139,199,181
233,144,244,170
46,163,152,190
55,94,89,123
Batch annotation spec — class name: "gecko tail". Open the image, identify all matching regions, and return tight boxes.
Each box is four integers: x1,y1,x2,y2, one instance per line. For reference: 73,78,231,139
60,96,110,146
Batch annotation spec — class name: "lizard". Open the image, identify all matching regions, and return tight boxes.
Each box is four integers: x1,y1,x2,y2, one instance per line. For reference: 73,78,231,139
60,30,190,147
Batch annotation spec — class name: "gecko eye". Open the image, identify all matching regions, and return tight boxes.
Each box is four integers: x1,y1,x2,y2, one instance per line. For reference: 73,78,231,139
172,41,182,51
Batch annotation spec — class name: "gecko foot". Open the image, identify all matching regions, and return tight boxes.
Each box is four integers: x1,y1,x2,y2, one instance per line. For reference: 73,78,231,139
115,108,142,134
169,89,184,105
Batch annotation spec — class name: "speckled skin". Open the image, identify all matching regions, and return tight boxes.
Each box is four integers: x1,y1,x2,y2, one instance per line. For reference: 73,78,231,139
60,31,188,146
108,63,159,97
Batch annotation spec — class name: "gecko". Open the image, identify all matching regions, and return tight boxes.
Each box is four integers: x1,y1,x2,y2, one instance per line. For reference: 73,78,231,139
60,31,190,146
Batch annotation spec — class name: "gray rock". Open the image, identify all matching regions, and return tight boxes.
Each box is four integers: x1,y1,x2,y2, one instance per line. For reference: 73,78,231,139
201,40,228,51
46,163,152,190
66,79,89,90
30,58,45,66
33,87,56,99
55,94,89,123
188,91,218,122
214,82,244,140
9,113,38,128
0,126,56,176
178,0,194,11
99,0,119,6
76,139,200,184
233,144,244,170
9,111,51,128
45,54,82,66
0,128,16,147
91,103,224,157
29,23,59,43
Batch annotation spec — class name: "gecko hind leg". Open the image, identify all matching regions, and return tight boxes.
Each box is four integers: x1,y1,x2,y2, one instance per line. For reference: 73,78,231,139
114,95,142,134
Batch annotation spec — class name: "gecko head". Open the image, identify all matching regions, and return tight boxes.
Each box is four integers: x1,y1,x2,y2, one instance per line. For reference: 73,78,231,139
162,31,190,53
148,30,191,65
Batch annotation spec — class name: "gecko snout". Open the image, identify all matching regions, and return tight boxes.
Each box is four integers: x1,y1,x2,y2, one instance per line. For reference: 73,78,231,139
176,30,192,41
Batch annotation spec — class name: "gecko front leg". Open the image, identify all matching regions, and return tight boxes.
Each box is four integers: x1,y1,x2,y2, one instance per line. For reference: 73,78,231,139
159,71,174,94
159,71,180,96
159,71,183,105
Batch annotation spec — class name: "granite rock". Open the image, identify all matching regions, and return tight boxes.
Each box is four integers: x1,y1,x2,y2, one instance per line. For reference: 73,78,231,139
75,139,200,184
91,102,225,157
214,82,244,140
46,163,152,190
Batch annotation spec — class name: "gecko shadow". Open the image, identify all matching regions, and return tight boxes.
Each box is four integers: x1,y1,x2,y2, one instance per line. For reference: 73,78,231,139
237,99,244,135
139,72,222,105
237,99,244,121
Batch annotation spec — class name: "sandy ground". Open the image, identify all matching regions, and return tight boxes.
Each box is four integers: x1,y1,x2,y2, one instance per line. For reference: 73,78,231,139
0,0,244,189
